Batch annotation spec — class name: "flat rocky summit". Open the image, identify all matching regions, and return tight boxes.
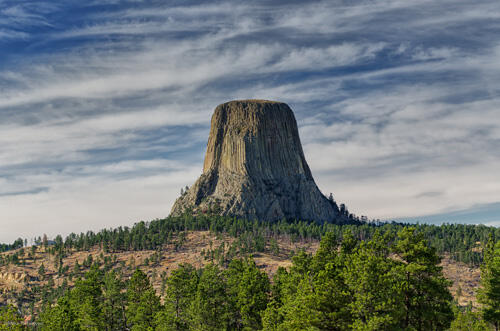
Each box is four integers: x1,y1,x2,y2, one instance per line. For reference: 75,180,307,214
171,99,340,222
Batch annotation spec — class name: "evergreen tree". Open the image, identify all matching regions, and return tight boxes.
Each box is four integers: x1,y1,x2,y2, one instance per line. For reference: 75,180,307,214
276,264,351,331
225,258,270,329
478,239,500,331
261,268,289,330
155,263,198,330
450,306,489,331
40,296,79,331
102,270,127,330
189,264,229,330
70,265,105,330
3,214,499,329
344,231,404,330
267,232,352,330
0,305,25,331
126,268,161,331
393,227,454,330
38,263,46,280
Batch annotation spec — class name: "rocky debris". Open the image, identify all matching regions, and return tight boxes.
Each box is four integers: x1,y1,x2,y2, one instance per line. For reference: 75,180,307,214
0,272,28,283
171,100,342,222
0,272,29,291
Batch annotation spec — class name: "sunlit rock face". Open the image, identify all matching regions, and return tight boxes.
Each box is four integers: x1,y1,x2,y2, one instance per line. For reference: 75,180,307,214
171,100,340,222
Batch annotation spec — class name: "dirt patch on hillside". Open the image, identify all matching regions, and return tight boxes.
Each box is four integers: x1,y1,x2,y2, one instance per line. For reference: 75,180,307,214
0,231,479,308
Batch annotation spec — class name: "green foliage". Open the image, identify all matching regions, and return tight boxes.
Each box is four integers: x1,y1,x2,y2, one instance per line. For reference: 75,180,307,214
271,232,352,331
126,269,161,330
450,306,489,331
40,296,79,331
38,263,46,279
155,263,198,330
189,264,229,330
40,266,127,331
344,232,403,330
270,238,280,255
30,214,499,266
478,238,500,330
102,270,127,330
262,227,454,331
0,238,24,253
0,305,25,331
3,215,498,330
393,227,454,330
277,264,352,330
225,258,270,330
69,265,105,330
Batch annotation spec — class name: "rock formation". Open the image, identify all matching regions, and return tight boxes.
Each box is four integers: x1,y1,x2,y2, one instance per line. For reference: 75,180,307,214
170,100,341,222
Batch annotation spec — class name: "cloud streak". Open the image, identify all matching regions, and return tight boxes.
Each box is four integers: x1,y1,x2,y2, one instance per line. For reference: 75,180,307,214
1,0,500,242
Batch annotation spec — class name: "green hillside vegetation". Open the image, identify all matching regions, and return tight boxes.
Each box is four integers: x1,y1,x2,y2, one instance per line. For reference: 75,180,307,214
478,239,500,330
0,215,499,330
2,214,497,266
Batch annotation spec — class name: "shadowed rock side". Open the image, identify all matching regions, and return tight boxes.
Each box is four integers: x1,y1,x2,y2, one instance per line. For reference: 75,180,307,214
171,100,341,222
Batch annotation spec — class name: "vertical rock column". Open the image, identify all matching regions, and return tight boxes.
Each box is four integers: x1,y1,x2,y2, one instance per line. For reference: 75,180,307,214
171,100,339,223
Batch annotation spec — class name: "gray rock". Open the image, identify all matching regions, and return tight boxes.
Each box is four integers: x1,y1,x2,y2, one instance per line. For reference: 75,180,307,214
170,100,341,223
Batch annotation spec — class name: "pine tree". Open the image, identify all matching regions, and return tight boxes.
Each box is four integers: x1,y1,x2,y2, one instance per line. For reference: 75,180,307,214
0,305,25,331
126,268,161,331
344,231,404,330
155,263,198,330
38,263,46,280
268,232,352,330
478,238,500,331
225,258,270,329
70,265,104,330
40,296,78,331
450,305,489,331
189,264,229,330
393,227,454,330
262,268,289,330
102,270,127,330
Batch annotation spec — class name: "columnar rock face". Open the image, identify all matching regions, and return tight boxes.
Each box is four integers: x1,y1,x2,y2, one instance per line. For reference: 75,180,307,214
170,100,340,222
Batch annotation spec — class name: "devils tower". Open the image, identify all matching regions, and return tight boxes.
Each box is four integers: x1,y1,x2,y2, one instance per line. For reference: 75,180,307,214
171,100,340,222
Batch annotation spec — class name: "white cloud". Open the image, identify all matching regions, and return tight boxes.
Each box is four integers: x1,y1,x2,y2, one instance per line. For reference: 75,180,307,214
1,0,500,242
314,162,500,220
271,43,385,71
0,163,201,243
485,220,500,227
0,104,211,169
301,83,500,220
0,29,29,40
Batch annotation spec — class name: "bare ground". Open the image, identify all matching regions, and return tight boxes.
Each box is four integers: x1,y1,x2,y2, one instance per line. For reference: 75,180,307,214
0,231,479,308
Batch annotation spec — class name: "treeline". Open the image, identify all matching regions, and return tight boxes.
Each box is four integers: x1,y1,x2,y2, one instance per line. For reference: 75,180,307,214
2,227,499,330
0,238,24,253
1,215,499,269
15,215,499,266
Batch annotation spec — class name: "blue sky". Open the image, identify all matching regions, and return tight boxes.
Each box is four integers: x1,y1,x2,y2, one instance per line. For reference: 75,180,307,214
1,0,500,242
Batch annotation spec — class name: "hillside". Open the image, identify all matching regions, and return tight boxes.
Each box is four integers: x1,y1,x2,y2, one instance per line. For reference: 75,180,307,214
0,229,481,311
1,214,499,330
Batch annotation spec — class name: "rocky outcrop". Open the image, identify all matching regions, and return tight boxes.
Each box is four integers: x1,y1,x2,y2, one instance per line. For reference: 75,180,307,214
0,272,27,283
170,100,341,222
0,272,29,291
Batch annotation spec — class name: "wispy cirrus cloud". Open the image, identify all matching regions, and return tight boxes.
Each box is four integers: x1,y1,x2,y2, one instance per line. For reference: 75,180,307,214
0,0,499,242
